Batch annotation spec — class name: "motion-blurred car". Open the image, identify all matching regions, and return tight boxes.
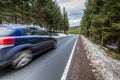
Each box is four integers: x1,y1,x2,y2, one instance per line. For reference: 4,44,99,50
0,24,57,69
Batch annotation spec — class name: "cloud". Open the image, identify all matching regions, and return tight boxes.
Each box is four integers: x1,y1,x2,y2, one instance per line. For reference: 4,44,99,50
68,10,84,19
58,0,86,11
56,0,72,3
69,18,82,27
56,0,86,27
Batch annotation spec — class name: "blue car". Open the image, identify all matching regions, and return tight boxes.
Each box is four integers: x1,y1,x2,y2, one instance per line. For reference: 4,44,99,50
0,24,57,69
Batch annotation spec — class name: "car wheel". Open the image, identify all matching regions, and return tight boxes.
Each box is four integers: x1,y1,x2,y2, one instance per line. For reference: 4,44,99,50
53,41,57,49
12,50,33,69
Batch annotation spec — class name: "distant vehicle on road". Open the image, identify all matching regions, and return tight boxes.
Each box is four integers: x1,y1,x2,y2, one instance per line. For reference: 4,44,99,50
0,24,57,69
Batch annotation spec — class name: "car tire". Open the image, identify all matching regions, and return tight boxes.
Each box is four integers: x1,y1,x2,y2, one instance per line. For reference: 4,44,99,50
12,50,33,69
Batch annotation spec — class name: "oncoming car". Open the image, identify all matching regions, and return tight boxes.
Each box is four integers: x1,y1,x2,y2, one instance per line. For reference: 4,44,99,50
0,24,57,69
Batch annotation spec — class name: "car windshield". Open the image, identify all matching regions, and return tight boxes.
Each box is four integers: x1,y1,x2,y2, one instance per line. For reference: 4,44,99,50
0,27,14,36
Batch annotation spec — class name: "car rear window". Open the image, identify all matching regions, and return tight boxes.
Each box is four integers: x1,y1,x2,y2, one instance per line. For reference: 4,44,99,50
0,27,15,36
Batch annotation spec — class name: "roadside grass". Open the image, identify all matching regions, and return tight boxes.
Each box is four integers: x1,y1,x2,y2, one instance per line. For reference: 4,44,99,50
90,39,120,60
106,50,120,60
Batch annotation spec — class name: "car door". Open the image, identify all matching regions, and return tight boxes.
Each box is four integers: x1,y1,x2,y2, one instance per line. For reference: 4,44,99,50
25,28,52,55
37,30,53,50
24,28,44,54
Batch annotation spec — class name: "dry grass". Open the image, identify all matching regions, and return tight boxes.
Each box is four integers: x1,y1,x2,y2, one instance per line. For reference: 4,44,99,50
105,49,120,60
98,45,120,60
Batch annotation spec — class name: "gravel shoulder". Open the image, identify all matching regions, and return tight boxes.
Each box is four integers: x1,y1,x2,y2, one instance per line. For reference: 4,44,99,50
69,36,96,80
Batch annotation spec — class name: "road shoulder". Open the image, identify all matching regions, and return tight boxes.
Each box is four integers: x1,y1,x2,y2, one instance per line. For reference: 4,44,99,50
69,36,96,80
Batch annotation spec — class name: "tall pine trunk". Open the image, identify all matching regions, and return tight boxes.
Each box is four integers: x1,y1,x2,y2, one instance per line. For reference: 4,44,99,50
101,35,106,46
14,13,17,24
0,19,2,24
117,37,120,53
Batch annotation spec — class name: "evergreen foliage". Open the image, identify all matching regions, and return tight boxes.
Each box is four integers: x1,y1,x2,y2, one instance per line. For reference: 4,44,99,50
0,0,69,33
80,0,120,53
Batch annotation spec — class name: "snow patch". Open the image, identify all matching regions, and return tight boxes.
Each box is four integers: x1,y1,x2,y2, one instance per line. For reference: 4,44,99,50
52,33,68,38
81,35,120,80
57,33,67,36
106,45,117,50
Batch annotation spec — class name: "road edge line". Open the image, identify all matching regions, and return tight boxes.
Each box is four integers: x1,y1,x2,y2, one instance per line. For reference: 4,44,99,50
61,36,78,80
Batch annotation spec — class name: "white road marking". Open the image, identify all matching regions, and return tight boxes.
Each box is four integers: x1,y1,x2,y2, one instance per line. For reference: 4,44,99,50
61,36,78,80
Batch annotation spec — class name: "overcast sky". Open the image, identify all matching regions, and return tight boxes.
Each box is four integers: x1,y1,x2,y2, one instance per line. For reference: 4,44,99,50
56,0,86,27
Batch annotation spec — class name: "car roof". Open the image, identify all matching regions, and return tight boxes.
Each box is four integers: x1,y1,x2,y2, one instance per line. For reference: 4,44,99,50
0,24,42,30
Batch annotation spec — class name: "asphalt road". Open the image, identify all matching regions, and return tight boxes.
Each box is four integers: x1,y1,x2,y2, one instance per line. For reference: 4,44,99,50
0,35,78,80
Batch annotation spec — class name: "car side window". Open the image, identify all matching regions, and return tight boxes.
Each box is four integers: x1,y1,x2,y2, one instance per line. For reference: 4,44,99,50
37,30,50,36
26,28,38,35
25,28,50,36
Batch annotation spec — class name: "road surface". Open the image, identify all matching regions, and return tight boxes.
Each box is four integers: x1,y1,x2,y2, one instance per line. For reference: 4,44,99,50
0,35,78,80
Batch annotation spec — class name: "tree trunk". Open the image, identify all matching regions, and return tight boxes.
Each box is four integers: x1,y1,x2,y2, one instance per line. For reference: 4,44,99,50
0,19,2,24
14,13,17,24
21,2,24,24
101,35,105,46
89,31,92,39
117,37,120,53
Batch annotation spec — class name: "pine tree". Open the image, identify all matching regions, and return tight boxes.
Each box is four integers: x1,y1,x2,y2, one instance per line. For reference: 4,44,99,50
0,0,69,33
63,8,69,33
80,0,120,53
